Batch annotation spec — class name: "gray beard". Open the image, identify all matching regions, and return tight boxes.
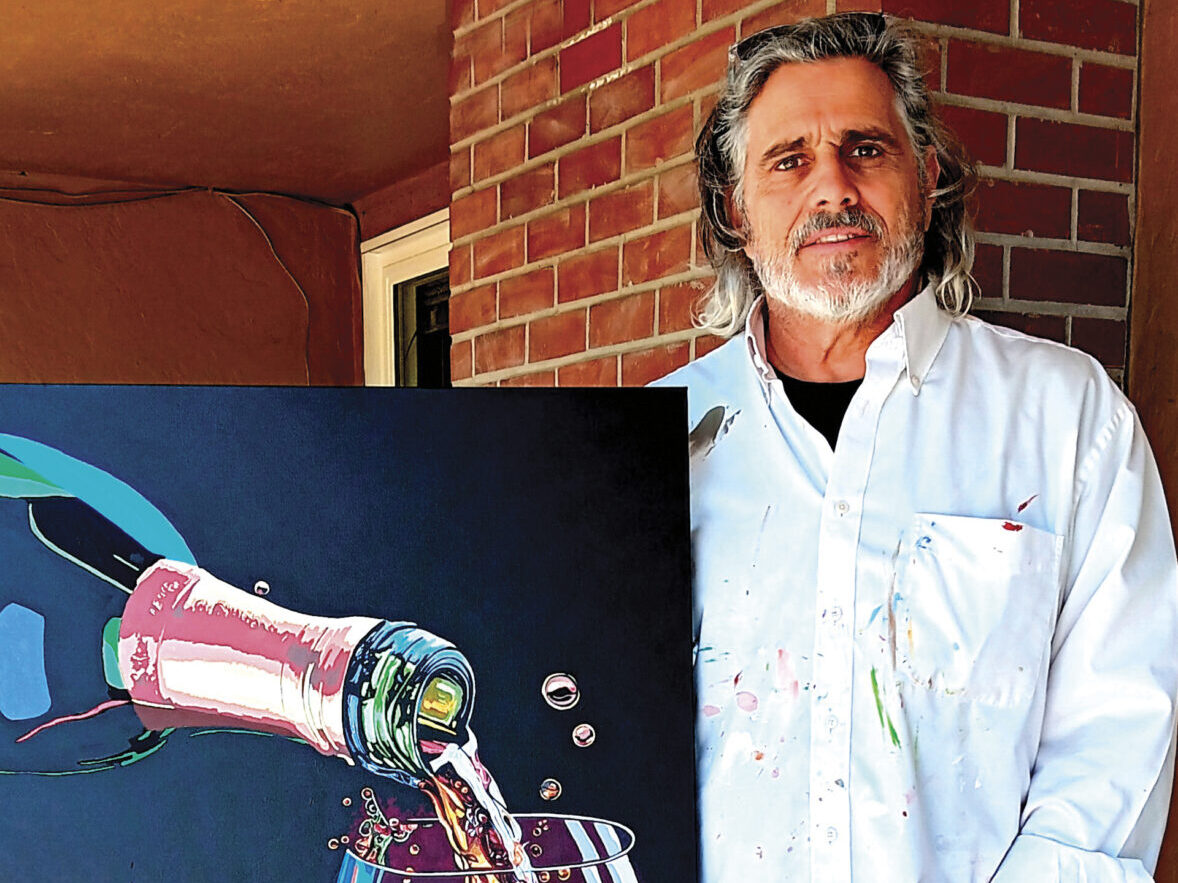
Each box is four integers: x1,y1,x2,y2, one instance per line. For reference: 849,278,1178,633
751,225,925,326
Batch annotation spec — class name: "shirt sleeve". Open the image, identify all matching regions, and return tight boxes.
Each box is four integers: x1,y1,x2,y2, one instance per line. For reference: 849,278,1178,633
991,403,1178,881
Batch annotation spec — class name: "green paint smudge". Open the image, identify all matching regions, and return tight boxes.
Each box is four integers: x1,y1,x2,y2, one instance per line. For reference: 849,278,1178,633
870,667,901,749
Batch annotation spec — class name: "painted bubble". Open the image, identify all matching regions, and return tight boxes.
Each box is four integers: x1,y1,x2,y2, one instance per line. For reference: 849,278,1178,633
539,778,562,801
541,673,580,710
253,580,270,596
571,723,596,748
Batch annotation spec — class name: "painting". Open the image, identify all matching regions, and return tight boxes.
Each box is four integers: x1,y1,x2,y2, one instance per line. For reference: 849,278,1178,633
0,386,695,882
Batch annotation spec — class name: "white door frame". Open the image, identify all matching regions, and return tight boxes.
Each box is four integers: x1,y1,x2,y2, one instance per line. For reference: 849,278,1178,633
360,208,450,386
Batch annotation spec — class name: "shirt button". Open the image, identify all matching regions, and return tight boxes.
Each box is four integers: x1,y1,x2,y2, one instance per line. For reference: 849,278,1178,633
835,500,850,515
826,826,839,843
825,714,838,731
830,605,843,622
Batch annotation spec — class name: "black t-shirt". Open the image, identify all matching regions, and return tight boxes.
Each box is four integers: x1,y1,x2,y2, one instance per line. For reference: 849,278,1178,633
774,369,863,450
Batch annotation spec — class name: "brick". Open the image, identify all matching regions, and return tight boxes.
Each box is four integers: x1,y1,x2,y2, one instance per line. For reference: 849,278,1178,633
1070,317,1126,368
475,324,526,373
451,51,473,95
1079,64,1134,120
530,309,587,360
974,178,1071,239
881,0,1008,34
529,0,564,53
451,339,473,382
473,225,526,278
621,342,690,385
559,137,622,199
451,187,497,240
946,40,1071,110
590,292,656,346
919,34,941,94
661,28,735,103
559,356,619,386
450,147,472,193
972,243,1003,298
657,161,699,219
450,283,496,333
974,310,1066,343
470,21,506,85
1009,249,1127,306
1020,0,1137,56
561,24,622,92
660,280,707,332
451,85,498,144
626,105,695,174
529,96,587,157
558,246,619,301
449,242,472,288
596,0,643,19
563,0,592,38
938,104,1007,167
528,202,587,260
695,334,726,356
627,0,697,61
1077,190,1130,245
500,267,556,318
623,225,693,284
1015,119,1134,183
474,125,527,182
741,0,835,34
501,371,556,387
704,0,752,22
589,180,655,242
452,0,475,29
501,57,558,119
502,163,556,220
590,65,655,133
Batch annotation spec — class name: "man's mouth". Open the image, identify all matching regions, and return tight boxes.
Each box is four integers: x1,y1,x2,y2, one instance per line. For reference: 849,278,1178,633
800,227,874,249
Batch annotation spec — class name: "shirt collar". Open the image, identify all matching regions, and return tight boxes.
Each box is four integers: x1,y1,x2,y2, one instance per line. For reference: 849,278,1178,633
742,285,952,396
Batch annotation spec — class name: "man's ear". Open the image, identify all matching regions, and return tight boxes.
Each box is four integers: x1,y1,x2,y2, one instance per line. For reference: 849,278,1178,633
724,190,746,240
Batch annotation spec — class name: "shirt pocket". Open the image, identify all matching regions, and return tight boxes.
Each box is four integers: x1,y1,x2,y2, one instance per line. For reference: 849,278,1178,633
894,513,1063,707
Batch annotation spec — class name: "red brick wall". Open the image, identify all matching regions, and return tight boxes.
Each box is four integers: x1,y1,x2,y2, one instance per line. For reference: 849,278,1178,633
449,0,1137,386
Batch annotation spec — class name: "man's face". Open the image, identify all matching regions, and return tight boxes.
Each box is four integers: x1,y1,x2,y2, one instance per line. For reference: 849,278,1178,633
737,57,937,324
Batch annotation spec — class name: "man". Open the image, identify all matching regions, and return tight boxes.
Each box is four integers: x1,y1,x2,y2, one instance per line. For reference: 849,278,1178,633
654,13,1178,881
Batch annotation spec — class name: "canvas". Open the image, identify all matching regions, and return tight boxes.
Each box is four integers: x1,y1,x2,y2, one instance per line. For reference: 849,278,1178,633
0,386,695,882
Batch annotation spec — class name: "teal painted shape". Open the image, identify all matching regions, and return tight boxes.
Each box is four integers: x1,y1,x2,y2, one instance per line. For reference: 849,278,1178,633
0,451,62,498
0,434,194,564
102,617,124,690
0,603,52,721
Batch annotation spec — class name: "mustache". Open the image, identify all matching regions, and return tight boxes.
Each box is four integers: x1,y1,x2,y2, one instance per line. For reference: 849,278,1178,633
789,209,883,254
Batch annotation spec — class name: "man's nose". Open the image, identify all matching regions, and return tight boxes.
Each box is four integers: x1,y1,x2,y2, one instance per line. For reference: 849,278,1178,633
810,154,859,210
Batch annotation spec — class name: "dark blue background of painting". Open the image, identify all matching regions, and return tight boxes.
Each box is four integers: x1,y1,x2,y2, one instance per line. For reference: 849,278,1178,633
0,387,694,882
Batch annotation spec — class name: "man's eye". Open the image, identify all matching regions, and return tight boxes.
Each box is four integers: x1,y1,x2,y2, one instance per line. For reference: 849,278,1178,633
849,144,883,158
774,155,804,171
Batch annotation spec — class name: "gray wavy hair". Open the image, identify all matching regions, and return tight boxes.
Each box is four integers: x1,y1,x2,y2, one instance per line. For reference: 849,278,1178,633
695,12,978,336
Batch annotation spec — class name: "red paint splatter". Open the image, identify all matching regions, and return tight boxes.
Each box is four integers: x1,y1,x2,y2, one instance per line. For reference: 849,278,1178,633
753,750,764,761
1016,494,1038,513
1002,521,1023,532
735,691,759,712
733,671,742,687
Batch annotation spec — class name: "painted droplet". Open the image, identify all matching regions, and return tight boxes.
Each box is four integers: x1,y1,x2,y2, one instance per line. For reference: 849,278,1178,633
539,778,562,801
1001,521,1023,532
341,797,351,806
571,723,595,747
702,704,721,717
735,691,758,712
541,673,580,710
327,839,339,850
409,844,420,855
253,580,270,596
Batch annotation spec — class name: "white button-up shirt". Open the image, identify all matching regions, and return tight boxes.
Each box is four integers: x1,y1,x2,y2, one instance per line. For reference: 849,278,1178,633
654,288,1178,882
